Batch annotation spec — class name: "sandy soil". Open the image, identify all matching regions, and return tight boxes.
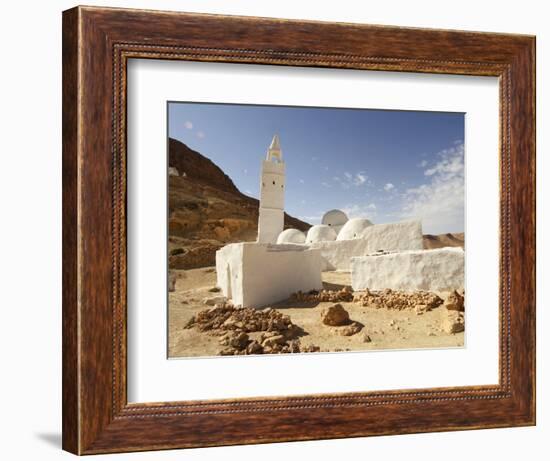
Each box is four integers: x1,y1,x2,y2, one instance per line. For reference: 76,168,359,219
168,267,464,358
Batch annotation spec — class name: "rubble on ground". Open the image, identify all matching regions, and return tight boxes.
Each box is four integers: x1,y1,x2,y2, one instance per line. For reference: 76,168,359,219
353,288,443,311
290,286,354,303
184,302,320,356
186,303,293,333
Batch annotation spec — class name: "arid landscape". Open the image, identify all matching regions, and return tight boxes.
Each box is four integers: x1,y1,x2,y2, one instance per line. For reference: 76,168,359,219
169,268,464,358
167,138,465,358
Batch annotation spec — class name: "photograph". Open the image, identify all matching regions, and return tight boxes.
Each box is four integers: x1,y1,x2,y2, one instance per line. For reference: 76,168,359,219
167,102,466,358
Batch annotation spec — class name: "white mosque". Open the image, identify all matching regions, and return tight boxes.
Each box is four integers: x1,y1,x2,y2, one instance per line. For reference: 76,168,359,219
216,135,464,308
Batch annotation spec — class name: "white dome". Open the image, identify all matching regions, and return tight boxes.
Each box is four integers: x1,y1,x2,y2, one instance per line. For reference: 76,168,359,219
276,228,306,244
306,224,337,244
321,209,349,233
337,218,374,241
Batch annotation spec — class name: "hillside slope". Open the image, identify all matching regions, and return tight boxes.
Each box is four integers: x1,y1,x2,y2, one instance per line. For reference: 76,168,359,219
168,138,311,269
423,232,465,249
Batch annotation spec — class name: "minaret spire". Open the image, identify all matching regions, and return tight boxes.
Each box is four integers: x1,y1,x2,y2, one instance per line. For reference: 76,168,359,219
266,134,282,162
258,135,286,243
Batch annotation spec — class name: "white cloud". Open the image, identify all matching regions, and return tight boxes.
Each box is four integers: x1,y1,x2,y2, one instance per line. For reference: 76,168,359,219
355,173,367,185
197,131,205,139
424,147,463,178
400,142,464,234
335,171,369,188
301,214,322,224
321,182,331,188
418,159,428,168
184,121,193,130
342,202,378,220
299,179,305,184
384,183,395,191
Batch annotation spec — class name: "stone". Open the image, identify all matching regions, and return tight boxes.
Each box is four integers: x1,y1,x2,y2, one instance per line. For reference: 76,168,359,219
261,334,286,348
363,334,372,343
290,287,353,303
246,340,263,355
351,247,464,292
168,271,177,292
203,295,227,306
289,339,301,353
321,304,350,326
444,290,465,311
302,345,321,353
219,347,236,356
338,322,363,336
219,331,249,350
168,166,179,176
442,312,465,334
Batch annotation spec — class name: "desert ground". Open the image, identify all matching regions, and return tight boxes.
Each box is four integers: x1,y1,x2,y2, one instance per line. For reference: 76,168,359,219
168,267,464,358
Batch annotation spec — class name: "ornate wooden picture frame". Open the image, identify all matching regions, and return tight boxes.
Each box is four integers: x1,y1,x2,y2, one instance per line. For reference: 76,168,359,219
62,6,535,454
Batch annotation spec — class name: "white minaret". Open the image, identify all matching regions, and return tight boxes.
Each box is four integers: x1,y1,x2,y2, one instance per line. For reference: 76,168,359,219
258,135,285,243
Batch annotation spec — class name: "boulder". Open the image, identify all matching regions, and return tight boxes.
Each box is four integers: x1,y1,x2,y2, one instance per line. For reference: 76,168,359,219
321,304,350,326
442,311,465,334
444,290,465,312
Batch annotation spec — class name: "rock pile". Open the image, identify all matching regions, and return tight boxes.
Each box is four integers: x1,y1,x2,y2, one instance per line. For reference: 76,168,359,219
353,288,443,312
290,286,354,303
185,303,293,333
185,303,320,356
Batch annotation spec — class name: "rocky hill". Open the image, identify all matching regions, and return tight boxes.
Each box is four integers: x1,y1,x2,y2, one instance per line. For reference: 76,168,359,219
423,232,464,249
168,138,311,269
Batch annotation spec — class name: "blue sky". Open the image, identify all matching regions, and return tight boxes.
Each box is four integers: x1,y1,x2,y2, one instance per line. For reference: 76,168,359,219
168,102,465,234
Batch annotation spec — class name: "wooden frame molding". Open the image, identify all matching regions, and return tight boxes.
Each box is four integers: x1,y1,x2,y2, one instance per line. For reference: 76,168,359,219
62,6,535,454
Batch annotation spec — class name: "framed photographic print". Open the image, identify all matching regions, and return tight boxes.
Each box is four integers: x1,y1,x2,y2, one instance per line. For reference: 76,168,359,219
62,6,535,454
